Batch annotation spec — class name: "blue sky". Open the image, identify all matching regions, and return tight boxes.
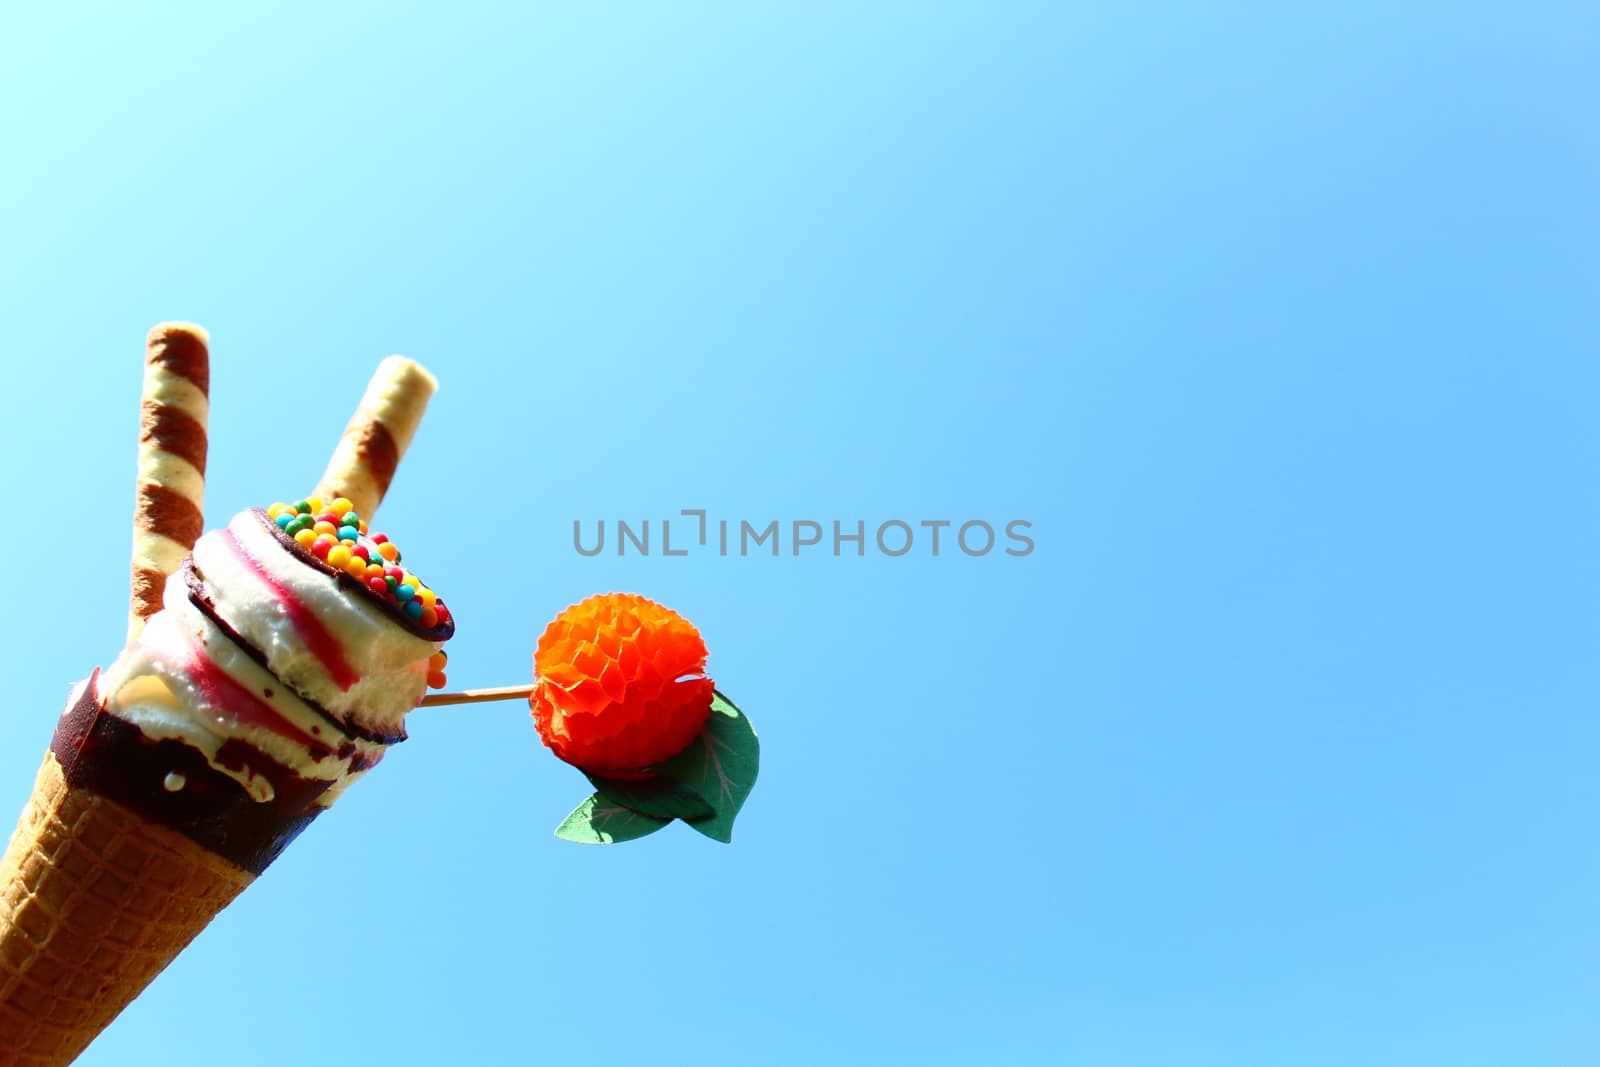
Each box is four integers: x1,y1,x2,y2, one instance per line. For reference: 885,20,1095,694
1,4,1598,1064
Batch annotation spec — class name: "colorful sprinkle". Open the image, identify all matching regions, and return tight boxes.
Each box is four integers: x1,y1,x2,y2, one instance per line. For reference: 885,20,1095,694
271,496,445,628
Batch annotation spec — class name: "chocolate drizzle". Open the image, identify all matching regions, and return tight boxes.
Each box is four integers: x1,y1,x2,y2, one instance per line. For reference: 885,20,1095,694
51,672,327,874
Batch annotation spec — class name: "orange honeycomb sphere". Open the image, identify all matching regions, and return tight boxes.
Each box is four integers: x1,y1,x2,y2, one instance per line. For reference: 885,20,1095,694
531,593,715,776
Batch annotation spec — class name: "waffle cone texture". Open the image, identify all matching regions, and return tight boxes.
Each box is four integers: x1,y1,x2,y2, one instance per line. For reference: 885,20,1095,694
0,753,253,1066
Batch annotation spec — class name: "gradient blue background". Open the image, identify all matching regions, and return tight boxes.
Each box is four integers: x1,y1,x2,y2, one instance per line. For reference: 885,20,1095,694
2,4,1597,1065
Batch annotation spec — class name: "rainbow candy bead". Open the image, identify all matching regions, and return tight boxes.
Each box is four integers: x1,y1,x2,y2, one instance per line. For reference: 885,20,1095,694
268,496,450,687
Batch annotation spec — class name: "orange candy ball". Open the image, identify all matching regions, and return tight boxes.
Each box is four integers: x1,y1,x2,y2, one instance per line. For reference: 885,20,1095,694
530,593,714,776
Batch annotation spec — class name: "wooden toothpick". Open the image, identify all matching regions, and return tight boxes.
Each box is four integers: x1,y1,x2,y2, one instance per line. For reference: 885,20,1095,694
420,684,534,707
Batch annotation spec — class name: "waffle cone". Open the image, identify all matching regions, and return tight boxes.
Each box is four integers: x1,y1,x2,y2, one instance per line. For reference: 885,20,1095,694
0,753,253,1066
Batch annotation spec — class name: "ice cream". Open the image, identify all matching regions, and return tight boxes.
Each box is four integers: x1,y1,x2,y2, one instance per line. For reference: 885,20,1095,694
0,332,450,1066
82,499,454,870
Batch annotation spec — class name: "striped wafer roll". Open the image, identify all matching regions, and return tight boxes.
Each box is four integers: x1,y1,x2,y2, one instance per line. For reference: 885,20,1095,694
312,356,437,521
128,324,209,643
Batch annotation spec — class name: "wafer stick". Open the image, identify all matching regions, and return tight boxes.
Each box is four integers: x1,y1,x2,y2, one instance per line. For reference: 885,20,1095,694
128,323,209,643
312,357,437,521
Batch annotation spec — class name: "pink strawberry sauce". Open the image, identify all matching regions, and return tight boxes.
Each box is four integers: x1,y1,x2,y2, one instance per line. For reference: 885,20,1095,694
222,526,360,692
135,634,330,757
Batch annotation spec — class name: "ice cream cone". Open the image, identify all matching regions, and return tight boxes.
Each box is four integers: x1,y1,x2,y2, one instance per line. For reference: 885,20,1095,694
0,333,452,1062
0,742,252,1066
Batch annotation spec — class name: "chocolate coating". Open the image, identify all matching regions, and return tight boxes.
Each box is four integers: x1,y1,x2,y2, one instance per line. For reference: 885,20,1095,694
51,673,328,875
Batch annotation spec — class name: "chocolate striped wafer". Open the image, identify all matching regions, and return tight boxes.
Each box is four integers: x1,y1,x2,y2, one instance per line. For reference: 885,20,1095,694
128,323,209,642
312,356,437,520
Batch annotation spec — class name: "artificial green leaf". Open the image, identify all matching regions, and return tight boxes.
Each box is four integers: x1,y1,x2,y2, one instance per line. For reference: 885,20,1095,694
584,773,715,822
656,690,760,843
554,793,670,844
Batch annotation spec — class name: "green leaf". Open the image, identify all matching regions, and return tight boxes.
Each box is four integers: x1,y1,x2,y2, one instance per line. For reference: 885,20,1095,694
656,690,760,843
584,773,715,822
554,793,670,844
